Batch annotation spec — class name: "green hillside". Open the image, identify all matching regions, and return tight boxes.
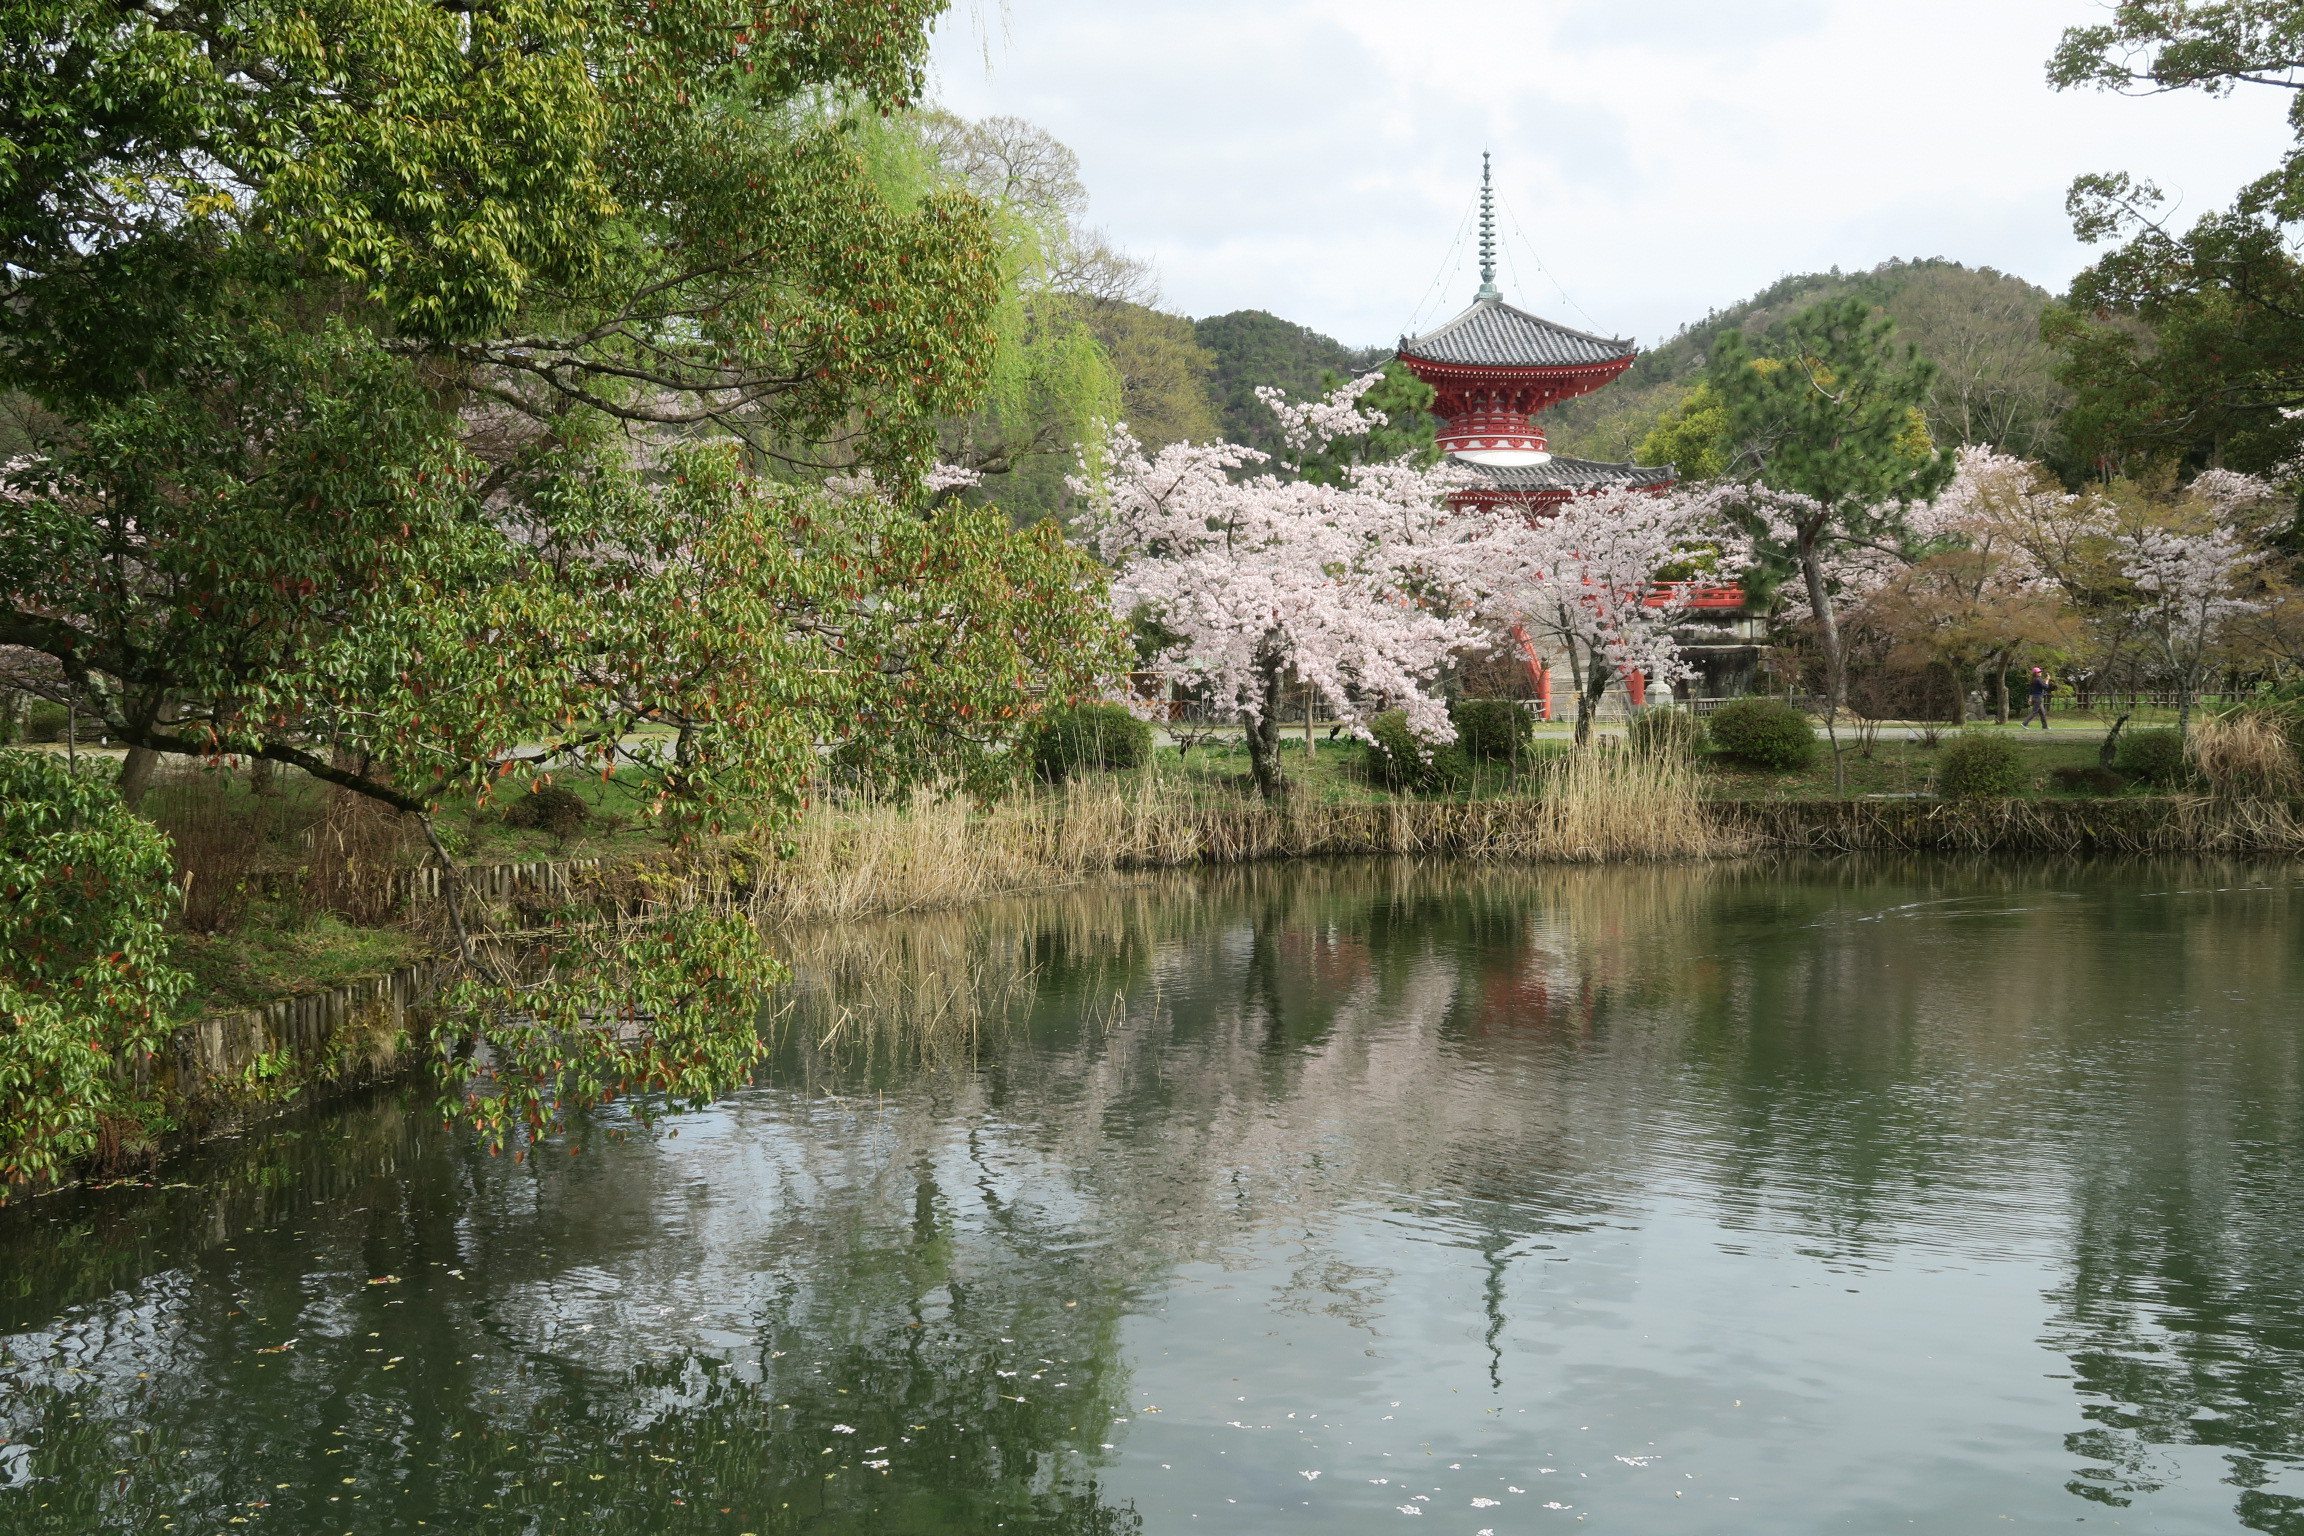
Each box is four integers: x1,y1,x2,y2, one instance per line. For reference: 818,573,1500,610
1193,310,1383,455
1539,259,2067,470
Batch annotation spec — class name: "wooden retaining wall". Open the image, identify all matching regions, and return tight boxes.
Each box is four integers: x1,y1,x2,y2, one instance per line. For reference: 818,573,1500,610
165,959,447,1136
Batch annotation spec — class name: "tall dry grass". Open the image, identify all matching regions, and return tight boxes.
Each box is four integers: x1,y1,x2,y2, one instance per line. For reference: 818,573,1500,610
746,747,1740,928
304,786,421,924
2190,711,2304,799
1530,745,1736,863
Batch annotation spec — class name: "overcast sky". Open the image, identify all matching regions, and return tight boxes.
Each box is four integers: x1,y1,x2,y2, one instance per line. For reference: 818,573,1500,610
925,0,2288,350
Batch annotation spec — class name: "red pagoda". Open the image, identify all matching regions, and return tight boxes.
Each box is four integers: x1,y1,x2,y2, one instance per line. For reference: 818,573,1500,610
1397,155,1675,510
1397,157,1755,709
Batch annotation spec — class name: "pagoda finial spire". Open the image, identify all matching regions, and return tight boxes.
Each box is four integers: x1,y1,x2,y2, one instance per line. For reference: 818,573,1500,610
1476,152,1500,301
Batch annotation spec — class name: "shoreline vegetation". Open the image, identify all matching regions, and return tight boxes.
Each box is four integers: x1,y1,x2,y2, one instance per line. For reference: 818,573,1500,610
139,721,2304,1016
86,706,2304,1024
20,722,2304,1198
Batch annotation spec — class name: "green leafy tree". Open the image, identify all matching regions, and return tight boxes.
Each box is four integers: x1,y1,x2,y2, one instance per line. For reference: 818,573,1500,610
0,752,189,1193
0,0,1129,1149
1709,297,1955,788
2045,2,2304,485
1636,380,1730,480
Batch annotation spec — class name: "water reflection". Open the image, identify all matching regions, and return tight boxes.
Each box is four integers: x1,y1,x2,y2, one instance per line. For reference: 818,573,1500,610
4,858,2303,1533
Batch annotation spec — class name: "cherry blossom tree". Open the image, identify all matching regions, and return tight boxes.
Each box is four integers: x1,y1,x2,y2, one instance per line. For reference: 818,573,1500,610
1467,488,1707,746
1850,447,2076,723
2116,527,2262,736
1080,383,1478,801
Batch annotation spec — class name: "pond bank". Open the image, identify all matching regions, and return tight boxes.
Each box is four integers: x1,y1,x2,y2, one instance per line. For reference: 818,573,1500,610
106,789,2304,1191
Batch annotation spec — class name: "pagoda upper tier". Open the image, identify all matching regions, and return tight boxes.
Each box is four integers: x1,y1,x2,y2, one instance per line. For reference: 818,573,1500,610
1398,295,1635,459
1396,157,1674,507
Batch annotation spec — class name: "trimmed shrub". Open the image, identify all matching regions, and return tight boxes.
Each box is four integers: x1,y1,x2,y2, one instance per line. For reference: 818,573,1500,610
2049,765,2127,795
1449,697,1533,761
1705,697,1817,770
503,783,591,838
2116,728,2188,788
1365,710,1468,793
1025,702,1153,782
1625,706,1702,758
1934,732,2024,798
22,702,68,744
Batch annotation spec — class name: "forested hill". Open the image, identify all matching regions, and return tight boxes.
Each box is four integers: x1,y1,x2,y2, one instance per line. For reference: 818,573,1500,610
1194,310,1384,455
1538,259,2067,468
1187,260,2064,472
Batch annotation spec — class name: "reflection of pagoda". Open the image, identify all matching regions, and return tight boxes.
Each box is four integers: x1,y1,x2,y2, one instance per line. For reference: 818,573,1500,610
1396,157,1759,710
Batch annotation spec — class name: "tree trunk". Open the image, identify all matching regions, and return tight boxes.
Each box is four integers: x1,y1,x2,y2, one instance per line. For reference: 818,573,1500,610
1243,639,1289,801
1992,657,2010,726
1799,532,1847,795
248,754,277,797
1573,649,1611,748
117,746,162,809
1940,661,1966,726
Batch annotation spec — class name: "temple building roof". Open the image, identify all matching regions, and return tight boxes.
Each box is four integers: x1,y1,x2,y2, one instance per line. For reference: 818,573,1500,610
1455,454,1674,496
1399,295,1636,372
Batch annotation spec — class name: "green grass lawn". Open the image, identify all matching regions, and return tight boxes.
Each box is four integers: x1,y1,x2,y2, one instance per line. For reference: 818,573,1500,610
1700,731,2116,801
168,909,429,1017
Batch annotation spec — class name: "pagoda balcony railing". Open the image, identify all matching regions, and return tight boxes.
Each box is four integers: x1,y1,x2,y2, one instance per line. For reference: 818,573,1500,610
1646,581,1746,610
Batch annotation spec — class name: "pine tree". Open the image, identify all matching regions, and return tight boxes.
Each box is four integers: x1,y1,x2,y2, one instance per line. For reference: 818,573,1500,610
1708,297,1954,790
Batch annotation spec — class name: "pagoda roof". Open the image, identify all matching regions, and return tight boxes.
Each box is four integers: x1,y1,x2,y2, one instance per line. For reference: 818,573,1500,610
1455,455,1674,495
1400,295,1635,371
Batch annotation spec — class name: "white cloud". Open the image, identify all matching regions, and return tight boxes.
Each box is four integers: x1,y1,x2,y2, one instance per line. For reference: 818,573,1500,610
930,0,2288,347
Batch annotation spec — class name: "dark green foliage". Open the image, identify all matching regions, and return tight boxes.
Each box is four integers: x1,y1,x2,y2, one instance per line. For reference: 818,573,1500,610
0,751,188,1191
502,784,590,838
1709,297,1955,512
2116,728,2190,787
2046,7,2304,483
1364,710,1467,793
1935,733,2025,798
1705,698,1818,770
1026,703,1153,782
1625,706,1703,758
1449,697,1532,762
2050,765,2128,795
22,702,67,743
1293,361,1439,485
1194,310,1381,456
2046,213,2304,482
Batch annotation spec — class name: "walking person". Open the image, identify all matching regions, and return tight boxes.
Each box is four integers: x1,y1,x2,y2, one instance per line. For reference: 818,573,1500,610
2021,667,2053,730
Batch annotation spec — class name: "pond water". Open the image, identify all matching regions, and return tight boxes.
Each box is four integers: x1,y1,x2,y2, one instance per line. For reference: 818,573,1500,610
5,859,2304,1536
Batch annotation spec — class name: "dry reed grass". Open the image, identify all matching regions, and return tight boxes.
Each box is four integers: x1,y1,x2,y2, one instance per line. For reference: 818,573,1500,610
304,787,421,925
1531,745,1735,863
746,747,1738,929
1725,793,2304,855
2190,712,2304,799
144,772,262,932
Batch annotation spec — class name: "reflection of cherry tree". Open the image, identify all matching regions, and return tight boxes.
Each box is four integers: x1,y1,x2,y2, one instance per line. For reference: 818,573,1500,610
1471,488,1706,745
1080,382,1478,801
2116,526,2261,735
